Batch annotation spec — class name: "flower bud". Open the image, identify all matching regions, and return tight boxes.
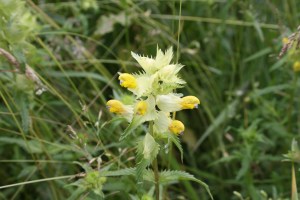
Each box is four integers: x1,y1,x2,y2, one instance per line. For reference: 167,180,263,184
169,120,185,135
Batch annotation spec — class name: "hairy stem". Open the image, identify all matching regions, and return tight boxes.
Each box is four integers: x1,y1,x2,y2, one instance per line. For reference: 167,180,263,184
153,157,160,200
149,121,160,200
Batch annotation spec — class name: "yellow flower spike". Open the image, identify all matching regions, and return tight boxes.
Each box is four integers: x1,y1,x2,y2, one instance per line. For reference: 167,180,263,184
136,101,147,115
293,61,300,72
106,100,125,114
118,73,137,89
180,96,200,109
169,120,185,135
282,37,289,45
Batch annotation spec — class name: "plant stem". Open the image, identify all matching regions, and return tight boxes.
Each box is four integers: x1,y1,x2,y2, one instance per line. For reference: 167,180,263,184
149,121,160,200
291,162,298,200
153,158,160,200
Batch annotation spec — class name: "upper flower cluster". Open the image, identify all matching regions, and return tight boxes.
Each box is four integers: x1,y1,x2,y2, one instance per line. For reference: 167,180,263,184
106,47,200,136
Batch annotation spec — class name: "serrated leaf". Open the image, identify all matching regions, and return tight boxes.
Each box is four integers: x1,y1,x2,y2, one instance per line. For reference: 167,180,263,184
159,170,214,199
167,132,183,161
119,117,142,141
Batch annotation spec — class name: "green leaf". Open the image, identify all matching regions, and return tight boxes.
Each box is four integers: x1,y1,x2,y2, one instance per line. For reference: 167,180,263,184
0,137,42,154
159,170,214,200
19,93,30,133
119,117,142,141
167,132,183,162
243,48,271,63
67,187,87,200
136,133,160,183
101,168,135,177
12,48,26,73
47,71,108,83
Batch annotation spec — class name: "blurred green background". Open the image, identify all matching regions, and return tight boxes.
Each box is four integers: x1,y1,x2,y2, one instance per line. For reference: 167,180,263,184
0,0,300,199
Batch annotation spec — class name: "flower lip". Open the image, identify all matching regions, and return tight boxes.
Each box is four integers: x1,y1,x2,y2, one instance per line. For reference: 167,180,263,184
118,73,137,89
106,100,125,114
180,96,200,110
136,101,147,115
106,99,134,122
169,120,185,135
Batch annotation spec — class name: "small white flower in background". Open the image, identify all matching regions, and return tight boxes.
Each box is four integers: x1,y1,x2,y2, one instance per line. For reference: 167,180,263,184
107,46,200,136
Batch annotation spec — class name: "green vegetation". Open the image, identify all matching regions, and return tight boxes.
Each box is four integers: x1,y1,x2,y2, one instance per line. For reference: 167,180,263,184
0,0,300,199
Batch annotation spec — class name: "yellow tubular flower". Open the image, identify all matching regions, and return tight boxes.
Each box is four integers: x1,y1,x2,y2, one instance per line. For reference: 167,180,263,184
118,73,137,89
169,120,185,135
136,101,147,115
106,100,125,114
106,100,133,122
293,61,300,72
180,96,200,109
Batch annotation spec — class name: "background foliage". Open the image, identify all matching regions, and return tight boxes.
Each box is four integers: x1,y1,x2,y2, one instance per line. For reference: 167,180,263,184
0,0,300,199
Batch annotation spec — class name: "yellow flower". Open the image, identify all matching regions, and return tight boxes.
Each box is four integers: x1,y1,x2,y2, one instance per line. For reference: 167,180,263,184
135,101,147,115
156,93,200,112
282,37,289,45
119,73,137,89
180,96,200,109
106,100,133,122
169,120,185,135
126,97,157,132
106,100,124,114
293,61,300,72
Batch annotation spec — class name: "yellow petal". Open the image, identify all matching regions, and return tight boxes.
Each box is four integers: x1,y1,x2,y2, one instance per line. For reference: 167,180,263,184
136,100,147,115
106,100,133,122
106,100,125,114
169,120,185,135
180,96,200,109
119,73,137,89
